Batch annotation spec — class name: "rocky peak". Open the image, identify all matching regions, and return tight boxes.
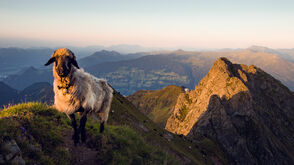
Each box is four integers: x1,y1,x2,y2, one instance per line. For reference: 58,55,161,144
165,57,252,135
165,57,294,164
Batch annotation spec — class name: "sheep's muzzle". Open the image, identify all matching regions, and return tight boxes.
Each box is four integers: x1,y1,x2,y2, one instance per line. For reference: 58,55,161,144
55,56,72,78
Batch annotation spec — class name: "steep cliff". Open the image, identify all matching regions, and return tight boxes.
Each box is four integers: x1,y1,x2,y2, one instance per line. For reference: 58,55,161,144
166,57,294,164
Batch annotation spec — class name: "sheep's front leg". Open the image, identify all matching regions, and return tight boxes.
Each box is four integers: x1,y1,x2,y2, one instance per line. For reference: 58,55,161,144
79,115,87,143
69,114,79,145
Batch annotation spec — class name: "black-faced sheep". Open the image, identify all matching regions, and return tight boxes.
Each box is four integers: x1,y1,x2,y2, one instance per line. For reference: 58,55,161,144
44,48,113,145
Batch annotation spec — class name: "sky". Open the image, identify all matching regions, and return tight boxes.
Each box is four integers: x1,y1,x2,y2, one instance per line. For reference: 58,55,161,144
0,0,293,49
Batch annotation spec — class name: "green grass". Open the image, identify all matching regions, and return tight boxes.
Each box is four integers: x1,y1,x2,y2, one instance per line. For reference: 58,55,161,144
86,123,175,165
0,102,182,165
176,105,189,122
0,102,70,165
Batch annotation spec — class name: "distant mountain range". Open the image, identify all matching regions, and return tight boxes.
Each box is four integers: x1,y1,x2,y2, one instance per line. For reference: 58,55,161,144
0,81,53,107
247,45,294,62
85,47,294,95
0,48,53,77
79,50,144,67
3,67,53,90
2,46,294,95
0,47,112,78
86,55,194,95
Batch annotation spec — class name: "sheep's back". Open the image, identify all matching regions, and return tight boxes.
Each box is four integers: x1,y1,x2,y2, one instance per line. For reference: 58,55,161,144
74,69,112,113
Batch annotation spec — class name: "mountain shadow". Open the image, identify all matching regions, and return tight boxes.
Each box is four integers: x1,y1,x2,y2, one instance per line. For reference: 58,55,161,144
189,92,294,164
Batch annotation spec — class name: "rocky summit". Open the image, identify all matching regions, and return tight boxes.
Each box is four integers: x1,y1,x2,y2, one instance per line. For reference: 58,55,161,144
165,57,294,164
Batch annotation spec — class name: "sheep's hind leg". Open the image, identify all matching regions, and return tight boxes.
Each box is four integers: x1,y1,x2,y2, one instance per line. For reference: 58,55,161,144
79,114,87,143
98,93,112,133
69,114,79,145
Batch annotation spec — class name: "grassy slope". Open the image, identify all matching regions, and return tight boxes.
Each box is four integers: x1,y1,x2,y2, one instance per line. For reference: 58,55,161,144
127,85,183,127
0,103,176,165
0,92,228,165
109,91,227,164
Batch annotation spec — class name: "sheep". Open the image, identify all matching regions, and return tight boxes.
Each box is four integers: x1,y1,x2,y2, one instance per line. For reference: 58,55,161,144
44,48,113,145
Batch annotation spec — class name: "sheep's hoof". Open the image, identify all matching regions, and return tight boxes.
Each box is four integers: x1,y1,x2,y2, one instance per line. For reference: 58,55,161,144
100,122,104,133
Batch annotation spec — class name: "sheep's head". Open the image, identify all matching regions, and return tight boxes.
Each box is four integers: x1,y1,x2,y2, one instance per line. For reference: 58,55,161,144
44,48,79,77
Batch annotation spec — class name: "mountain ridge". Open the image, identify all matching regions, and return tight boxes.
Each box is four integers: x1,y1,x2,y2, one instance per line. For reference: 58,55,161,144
165,57,294,164
78,50,143,67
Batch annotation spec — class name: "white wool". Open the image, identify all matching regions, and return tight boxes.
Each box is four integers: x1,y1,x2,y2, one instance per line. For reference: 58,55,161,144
53,67,113,122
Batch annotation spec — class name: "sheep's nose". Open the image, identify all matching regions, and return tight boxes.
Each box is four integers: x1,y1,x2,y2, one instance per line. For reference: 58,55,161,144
57,67,64,74
59,65,67,72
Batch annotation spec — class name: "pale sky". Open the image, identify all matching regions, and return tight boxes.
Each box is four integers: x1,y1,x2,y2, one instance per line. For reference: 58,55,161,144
0,0,293,49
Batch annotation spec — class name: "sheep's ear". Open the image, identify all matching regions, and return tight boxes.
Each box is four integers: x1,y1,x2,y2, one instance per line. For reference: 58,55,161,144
44,57,56,66
71,59,80,69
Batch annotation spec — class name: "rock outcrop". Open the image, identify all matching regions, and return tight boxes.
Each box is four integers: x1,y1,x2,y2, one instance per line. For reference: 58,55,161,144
165,57,294,164
0,139,26,165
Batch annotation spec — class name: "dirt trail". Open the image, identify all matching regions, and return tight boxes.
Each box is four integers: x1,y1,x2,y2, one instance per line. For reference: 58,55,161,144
63,129,101,165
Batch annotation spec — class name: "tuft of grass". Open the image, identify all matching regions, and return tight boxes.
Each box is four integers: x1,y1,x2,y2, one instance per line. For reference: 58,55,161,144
0,102,71,165
176,105,189,122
